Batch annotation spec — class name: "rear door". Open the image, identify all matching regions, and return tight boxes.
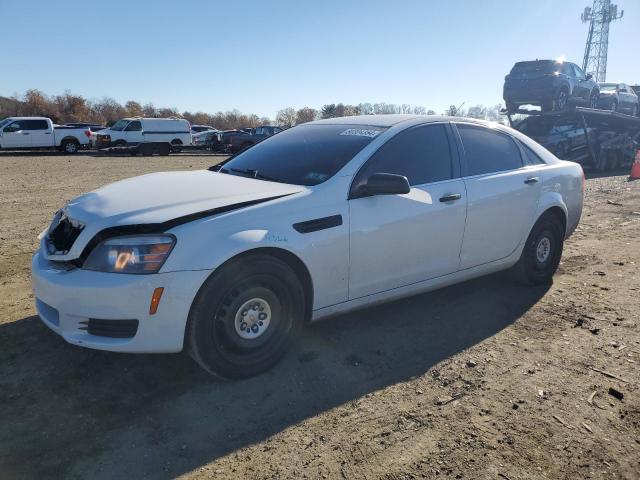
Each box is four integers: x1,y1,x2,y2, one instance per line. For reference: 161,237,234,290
26,119,53,147
348,123,467,299
454,124,541,269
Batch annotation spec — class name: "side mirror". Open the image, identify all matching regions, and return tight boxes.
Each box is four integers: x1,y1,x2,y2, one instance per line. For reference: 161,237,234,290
585,73,593,80
361,173,411,196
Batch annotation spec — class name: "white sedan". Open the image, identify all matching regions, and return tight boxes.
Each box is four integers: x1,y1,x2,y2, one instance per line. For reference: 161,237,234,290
32,115,584,378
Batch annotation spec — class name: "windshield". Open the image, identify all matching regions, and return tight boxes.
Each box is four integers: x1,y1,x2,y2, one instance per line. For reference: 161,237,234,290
110,119,129,131
510,61,556,78
213,124,386,186
599,83,617,92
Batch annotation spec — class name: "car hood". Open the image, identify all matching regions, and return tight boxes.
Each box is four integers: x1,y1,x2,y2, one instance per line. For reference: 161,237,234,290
43,170,306,260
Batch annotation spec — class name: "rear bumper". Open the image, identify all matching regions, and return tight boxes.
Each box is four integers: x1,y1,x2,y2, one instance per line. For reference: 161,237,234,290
31,251,211,353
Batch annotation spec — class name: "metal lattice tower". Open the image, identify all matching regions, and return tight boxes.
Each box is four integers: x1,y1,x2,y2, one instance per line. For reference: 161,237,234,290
581,0,624,82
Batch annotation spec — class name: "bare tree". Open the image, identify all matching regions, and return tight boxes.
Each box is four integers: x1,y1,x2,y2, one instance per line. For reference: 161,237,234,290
275,107,297,127
295,107,317,124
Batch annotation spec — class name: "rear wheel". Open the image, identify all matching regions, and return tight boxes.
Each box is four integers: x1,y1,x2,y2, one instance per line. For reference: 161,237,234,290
114,140,127,148
553,88,569,111
62,140,79,154
187,255,305,379
511,213,564,285
589,91,599,109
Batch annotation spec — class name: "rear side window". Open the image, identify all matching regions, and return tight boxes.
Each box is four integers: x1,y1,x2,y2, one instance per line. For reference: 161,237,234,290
24,120,49,130
520,143,546,165
457,125,523,176
353,124,453,189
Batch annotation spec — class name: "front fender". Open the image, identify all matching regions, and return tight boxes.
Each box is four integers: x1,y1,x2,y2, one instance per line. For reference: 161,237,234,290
162,202,351,310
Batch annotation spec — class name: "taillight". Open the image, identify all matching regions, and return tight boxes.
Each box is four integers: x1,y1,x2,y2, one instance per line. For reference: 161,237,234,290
84,130,91,138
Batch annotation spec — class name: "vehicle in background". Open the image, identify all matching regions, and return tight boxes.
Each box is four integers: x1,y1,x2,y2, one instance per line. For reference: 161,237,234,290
192,130,220,150
191,125,217,135
597,83,639,116
514,114,590,159
631,85,640,97
504,59,599,113
32,114,584,378
93,118,191,152
0,117,91,153
65,123,106,132
224,125,283,153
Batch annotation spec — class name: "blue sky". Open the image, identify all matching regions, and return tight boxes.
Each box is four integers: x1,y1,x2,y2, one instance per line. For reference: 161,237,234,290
2,0,637,118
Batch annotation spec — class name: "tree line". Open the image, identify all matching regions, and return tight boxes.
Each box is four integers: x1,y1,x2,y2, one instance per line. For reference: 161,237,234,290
0,89,506,130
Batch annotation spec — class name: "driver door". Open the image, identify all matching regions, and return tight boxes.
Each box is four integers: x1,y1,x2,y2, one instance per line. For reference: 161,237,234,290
2,120,29,148
348,123,467,299
124,120,144,144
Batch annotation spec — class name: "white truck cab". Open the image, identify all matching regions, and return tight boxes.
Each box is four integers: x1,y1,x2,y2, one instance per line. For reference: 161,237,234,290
94,118,192,151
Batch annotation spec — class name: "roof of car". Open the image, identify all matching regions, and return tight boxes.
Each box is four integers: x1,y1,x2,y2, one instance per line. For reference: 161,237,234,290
308,114,485,128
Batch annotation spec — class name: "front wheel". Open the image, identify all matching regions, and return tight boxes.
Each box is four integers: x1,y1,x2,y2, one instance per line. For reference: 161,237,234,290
187,255,305,379
589,92,599,109
511,213,564,285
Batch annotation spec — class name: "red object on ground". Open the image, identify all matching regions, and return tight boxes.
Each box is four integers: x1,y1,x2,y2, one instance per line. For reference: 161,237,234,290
630,150,640,180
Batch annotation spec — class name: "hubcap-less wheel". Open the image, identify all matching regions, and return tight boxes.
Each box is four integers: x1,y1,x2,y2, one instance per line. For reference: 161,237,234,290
234,297,271,340
556,90,568,111
536,236,552,264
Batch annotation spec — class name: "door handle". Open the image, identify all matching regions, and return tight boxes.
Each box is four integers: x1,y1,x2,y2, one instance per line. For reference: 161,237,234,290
524,176,539,184
22,132,30,135
439,193,462,203
45,132,51,134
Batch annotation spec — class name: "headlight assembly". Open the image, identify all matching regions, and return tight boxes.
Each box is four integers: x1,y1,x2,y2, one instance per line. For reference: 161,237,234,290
83,235,176,274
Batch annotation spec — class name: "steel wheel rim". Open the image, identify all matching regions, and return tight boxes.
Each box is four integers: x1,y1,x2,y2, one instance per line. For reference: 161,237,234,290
536,236,552,264
66,143,76,153
234,297,271,340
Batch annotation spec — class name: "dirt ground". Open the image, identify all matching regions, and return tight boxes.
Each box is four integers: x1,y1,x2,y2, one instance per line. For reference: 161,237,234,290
0,152,638,480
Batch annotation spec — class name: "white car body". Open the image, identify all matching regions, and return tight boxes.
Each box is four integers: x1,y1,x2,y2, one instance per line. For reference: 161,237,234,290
0,117,91,153
93,118,191,148
32,115,583,359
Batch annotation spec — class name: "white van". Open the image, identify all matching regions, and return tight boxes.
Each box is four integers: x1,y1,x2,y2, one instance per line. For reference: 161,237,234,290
94,118,192,151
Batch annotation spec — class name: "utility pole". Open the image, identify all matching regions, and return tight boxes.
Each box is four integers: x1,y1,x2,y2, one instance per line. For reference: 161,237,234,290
581,0,624,82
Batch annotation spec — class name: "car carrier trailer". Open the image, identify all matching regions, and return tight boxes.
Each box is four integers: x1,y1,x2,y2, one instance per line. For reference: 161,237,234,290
504,107,640,171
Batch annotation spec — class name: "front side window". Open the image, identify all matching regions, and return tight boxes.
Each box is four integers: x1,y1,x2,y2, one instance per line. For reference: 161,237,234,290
110,120,129,131
457,125,523,176
215,124,386,186
351,124,453,193
125,121,142,131
4,121,24,132
572,64,586,80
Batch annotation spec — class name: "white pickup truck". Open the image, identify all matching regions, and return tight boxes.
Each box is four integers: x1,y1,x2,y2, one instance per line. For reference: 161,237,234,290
0,117,91,153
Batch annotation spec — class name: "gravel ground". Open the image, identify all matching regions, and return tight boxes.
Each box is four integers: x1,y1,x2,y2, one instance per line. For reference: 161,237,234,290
0,153,638,479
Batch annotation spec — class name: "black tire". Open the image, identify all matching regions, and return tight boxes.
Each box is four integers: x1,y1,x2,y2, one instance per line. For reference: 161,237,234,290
61,140,79,154
511,213,564,285
187,255,305,379
589,91,599,109
170,139,183,153
506,102,517,113
114,140,127,148
553,88,569,112
631,104,638,117
611,100,618,113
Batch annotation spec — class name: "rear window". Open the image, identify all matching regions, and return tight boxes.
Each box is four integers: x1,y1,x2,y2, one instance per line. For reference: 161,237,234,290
216,124,386,186
510,61,557,78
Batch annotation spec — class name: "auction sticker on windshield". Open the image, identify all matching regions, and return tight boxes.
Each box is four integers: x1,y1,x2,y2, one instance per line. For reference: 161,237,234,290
339,128,382,138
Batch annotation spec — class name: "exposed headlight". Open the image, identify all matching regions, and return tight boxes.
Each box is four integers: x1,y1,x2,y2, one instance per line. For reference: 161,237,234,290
83,235,175,274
